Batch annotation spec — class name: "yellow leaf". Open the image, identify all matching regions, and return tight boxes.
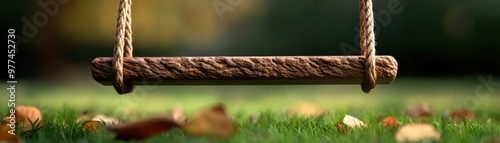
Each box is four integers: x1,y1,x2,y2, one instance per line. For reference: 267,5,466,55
82,121,105,131
395,123,440,143
2,106,42,131
182,103,236,138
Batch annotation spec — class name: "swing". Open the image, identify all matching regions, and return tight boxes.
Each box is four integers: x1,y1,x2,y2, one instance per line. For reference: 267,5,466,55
91,0,398,94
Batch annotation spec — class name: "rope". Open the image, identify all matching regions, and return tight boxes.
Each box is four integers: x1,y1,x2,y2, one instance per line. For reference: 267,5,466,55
113,0,134,94
108,0,376,94
359,0,377,93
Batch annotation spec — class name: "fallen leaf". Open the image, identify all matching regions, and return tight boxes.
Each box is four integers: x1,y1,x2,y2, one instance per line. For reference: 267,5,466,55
286,102,327,118
342,115,365,128
0,124,19,142
483,136,500,143
171,104,186,125
182,103,236,138
82,121,105,131
75,110,90,123
92,114,122,126
335,122,347,135
491,137,500,143
395,123,440,143
79,112,121,131
382,116,398,127
2,106,42,131
406,103,434,118
448,108,475,122
107,116,180,141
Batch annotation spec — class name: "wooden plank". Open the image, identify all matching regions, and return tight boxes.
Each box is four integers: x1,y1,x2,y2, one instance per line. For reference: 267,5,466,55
91,56,398,85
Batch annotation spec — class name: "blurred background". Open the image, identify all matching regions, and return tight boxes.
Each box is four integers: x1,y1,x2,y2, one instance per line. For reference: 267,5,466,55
1,0,499,115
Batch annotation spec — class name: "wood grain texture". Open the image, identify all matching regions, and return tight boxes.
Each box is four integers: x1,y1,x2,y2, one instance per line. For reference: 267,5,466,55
91,56,398,85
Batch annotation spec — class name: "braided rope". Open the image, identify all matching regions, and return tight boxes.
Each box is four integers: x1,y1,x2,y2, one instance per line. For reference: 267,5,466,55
360,0,377,93
109,0,376,94
112,0,134,94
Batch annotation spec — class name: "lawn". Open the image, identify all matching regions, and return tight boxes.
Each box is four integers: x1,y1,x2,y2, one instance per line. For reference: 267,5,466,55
2,76,500,142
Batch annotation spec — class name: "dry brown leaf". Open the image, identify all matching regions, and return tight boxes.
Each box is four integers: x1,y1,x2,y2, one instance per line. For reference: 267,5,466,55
448,108,475,122
91,114,122,126
406,103,434,118
107,116,180,141
395,123,440,143
335,122,347,135
286,102,327,118
182,103,236,138
490,137,500,143
82,121,105,131
75,110,90,123
0,124,19,142
382,116,398,127
342,115,366,128
483,136,500,143
2,106,42,131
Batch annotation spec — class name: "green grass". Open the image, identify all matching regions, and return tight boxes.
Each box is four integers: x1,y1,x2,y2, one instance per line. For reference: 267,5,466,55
2,76,500,142
11,106,500,143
